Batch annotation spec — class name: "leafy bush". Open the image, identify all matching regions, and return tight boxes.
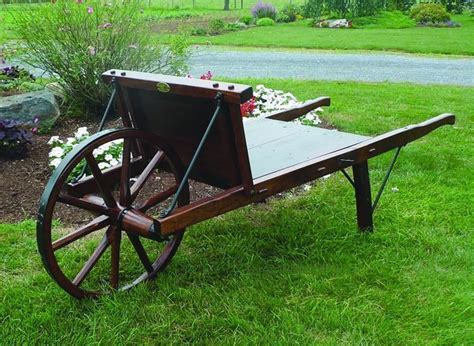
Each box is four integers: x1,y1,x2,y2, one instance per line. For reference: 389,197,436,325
239,15,254,25
410,3,450,23
0,66,43,95
304,0,324,20
251,1,277,20
208,19,226,34
0,119,36,159
226,22,247,31
276,13,291,23
13,0,188,117
281,4,300,22
256,18,276,26
191,27,208,36
352,10,416,29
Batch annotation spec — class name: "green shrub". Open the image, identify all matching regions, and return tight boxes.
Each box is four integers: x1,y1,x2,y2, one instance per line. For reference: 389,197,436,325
12,0,188,117
256,18,276,26
304,0,324,20
281,4,300,22
276,13,291,23
409,3,450,23
208,19,226,34
191,27,208,36
239,15,254,25
226,22,247,31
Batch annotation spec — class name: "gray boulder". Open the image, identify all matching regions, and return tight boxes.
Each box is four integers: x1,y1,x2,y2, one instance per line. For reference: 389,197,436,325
0,89,60,126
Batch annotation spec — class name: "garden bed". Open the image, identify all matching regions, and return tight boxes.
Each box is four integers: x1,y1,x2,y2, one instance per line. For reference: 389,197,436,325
0,116,222,223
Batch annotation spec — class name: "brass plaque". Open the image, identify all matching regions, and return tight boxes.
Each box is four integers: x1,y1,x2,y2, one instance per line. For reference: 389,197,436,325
156,82,171,93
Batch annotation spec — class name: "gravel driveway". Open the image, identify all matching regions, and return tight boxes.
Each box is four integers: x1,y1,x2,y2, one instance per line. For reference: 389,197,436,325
189,46,474,86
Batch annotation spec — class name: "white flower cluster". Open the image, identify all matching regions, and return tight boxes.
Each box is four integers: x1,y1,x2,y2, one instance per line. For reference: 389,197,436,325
251,85,323,126
48,127,123,181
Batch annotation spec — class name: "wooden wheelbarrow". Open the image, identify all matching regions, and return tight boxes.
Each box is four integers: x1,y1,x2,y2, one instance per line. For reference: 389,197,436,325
37,71,455,298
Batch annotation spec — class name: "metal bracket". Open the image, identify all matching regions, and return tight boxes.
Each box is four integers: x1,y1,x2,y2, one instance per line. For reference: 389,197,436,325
158,93,224,220
372,146,402,212
340,169,355,188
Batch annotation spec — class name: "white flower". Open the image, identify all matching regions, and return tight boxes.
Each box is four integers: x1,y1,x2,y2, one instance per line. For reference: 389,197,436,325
391,187,399,192
66,137,76,145
48,136,62,145
98,162,110,170
303,184,311,191
50,158,62,168
305,114,315,121
75,127,89,139
109,159,119,167
105,154,113,162
49,146,65,158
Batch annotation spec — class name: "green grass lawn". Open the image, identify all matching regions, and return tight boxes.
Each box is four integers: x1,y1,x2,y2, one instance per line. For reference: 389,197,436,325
1,80,473,343
187,13,474,55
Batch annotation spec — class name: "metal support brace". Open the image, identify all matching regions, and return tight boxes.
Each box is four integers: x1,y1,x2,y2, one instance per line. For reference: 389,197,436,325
340,169,355,188
372,146,402,212
71,82,117,184
158,93,224,220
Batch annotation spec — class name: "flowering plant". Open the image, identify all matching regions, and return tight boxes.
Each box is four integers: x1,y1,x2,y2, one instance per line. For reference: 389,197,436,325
0,65,43,94
0,117,39,159
251,1,277,20
48,127,122,181
245,85,322,126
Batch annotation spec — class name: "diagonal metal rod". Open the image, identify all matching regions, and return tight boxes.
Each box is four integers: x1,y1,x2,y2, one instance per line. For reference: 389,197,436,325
159,93,224,220
341,169,355,188
372,146,402,212
71,86,117,184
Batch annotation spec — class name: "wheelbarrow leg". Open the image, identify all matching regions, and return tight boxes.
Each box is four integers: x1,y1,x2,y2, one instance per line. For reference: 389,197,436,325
352,161,373,232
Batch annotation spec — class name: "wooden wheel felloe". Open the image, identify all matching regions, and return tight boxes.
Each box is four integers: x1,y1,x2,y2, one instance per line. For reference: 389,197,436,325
37,128,189,298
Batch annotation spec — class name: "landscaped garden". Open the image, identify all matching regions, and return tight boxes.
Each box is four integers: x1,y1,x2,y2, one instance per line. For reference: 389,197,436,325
1,0,473,343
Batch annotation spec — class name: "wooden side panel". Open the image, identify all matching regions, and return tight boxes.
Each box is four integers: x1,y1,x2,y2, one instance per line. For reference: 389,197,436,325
123,87,245,189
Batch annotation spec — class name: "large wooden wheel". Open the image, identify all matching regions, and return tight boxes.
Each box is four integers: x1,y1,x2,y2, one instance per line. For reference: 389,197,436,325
37,128,189,298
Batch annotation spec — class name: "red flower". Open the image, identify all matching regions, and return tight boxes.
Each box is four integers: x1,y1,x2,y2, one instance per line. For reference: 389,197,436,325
200,71,213,80
240,97,256,117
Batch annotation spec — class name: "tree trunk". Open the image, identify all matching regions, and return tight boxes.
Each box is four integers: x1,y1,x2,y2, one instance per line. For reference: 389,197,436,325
224,0,230,10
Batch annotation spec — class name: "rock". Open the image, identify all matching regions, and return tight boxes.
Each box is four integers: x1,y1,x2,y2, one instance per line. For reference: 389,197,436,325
0,89,60,126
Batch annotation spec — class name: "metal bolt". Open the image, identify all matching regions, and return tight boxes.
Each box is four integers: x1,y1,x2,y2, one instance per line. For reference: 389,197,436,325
120,72,126,76
110,70,116,75
212,83,219,88
228,85,235,90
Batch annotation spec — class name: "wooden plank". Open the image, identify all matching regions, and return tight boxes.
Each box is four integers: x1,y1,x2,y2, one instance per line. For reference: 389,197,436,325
352,161,373,231
265,97,331,122
102,70,253,105
245,119,369,179
157,114,454,234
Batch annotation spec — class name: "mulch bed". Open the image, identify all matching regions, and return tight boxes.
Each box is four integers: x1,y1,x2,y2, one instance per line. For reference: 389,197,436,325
0,117,219,224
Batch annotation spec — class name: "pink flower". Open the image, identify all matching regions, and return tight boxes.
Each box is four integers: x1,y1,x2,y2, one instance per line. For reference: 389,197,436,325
31,127,38,133
240,97,256,117
76,0,83,3
200,71,213,80
33,116,40,124
87,7,93,14
100,22,112,29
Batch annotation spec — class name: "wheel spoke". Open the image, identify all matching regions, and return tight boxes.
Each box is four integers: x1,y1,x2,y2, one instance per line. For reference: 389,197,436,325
138,185,178,212
127,233,153,273
57,194,111,215
85,154,117,208
72,230,111,287
130,150,164,202
110,227,121,289
52,215,110,251
120,139,131,206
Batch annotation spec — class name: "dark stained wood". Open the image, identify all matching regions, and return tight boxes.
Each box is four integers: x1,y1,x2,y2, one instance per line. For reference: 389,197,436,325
110,227,121,289
116,86,248,189
157,114,455,234
265,97,331,122
352,161,373,231
73,231,110,286
228,105,254,194
127,233,153,273
85,154,117,208
102,70,253,105
244,118,369,179
120,139,132,206
57,194,111,216
52,215,110,251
